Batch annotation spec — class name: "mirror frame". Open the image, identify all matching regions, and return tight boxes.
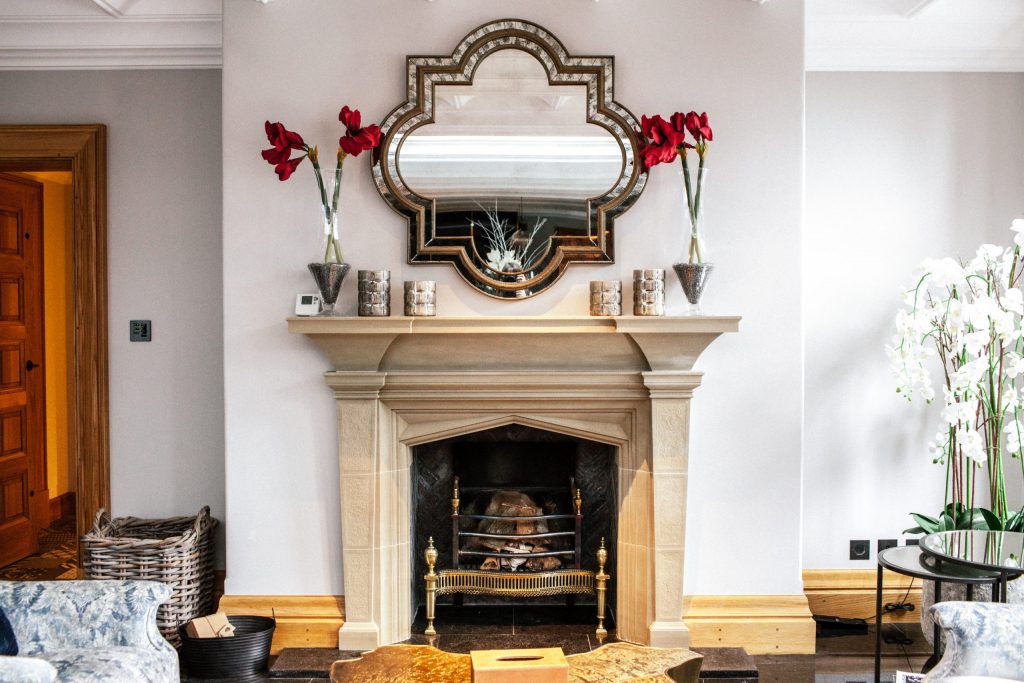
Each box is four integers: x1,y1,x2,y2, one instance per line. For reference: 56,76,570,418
372,19,647,299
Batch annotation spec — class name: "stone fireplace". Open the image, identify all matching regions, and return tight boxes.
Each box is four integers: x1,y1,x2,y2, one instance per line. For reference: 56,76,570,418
290,315,738,651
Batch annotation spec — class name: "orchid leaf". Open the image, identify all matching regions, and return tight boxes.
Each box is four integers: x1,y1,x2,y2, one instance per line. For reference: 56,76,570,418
909,513,941,534
976,508,1003,531
1005,509,1024,532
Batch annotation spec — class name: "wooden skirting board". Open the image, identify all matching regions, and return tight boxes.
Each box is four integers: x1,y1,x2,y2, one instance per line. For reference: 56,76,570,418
682,594,816,655
222,586,902,656
220,593,819,655
217,595,346,655
48,492,76,524
803,569,922,624
218,593,815,655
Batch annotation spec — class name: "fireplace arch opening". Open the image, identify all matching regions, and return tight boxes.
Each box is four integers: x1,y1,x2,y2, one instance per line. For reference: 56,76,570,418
411,423,618,628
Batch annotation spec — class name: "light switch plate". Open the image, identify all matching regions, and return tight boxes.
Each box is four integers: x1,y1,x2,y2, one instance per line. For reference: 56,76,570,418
130,320,152,342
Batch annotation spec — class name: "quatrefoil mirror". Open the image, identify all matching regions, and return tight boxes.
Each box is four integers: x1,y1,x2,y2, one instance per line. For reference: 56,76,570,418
372,19,647,299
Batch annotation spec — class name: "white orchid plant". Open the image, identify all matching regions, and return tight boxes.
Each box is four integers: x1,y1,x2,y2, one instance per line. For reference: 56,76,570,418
889,220,1024,534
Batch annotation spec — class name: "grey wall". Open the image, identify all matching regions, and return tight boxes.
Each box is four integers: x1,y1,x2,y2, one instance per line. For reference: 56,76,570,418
804,72,1024,568
0,70,225,564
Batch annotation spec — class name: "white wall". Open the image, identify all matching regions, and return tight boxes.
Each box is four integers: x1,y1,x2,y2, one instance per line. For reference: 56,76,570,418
0,70,225,563
223,0,805,596
803,72,1024,569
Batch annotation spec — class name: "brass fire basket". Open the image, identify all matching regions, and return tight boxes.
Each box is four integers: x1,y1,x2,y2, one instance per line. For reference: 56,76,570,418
423,477,610,637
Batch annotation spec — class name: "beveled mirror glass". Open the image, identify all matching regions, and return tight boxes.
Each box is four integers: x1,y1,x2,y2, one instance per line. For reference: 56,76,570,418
373,20,647,299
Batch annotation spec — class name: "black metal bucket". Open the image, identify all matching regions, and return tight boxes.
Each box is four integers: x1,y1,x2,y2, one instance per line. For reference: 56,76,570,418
178,615,275,679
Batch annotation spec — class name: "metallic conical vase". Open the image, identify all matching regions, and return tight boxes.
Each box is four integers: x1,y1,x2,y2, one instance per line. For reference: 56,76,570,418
673,262,714,306
307,262,350,316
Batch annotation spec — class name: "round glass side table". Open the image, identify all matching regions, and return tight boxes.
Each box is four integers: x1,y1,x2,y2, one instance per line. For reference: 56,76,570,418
920,530,1024,602
874,544,1001,683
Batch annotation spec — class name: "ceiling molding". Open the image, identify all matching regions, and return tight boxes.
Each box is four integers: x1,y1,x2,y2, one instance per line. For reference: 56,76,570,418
0,46,222,71
1,0,1021,73
0,0,221,70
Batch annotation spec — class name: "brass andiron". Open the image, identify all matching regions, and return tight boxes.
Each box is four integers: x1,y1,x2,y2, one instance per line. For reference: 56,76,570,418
574,488,582,515
424,537,438,636
596,537,609,637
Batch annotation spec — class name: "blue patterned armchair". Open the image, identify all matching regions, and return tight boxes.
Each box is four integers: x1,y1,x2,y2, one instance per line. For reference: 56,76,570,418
0,580,179,683
925,601,1024,682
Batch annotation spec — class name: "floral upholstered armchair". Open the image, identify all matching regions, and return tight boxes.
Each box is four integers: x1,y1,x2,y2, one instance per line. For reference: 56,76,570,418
925,601,1024,683
0,580,179,683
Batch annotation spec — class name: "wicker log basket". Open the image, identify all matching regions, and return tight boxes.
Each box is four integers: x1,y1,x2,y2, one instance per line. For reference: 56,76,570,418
81,506,217,646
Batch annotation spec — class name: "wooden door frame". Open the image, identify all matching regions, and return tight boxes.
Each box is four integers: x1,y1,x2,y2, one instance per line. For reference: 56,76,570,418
0,125,108,540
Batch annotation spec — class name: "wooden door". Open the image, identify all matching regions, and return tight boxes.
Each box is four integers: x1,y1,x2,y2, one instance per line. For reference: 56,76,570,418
0,173,46,567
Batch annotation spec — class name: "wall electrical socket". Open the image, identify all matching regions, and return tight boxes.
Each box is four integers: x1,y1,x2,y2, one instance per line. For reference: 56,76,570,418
849,539,870,561
877,538,898,554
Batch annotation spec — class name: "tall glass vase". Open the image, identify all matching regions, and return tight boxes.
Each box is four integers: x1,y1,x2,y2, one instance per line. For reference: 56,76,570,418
307,168,350,316
673,165,712,314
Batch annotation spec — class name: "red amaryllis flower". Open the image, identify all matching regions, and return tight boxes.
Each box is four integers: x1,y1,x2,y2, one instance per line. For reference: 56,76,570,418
273,155,304,181
265,120,305,151
262,121,307,180
639,114,687,169
338,106,381,157
681,111,713,142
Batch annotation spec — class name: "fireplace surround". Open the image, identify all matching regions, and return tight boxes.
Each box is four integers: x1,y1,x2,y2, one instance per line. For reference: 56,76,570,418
290,315,739,650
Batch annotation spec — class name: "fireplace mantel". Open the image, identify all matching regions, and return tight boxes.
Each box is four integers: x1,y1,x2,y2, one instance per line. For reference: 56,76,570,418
288,315,740,372
288,314,739,651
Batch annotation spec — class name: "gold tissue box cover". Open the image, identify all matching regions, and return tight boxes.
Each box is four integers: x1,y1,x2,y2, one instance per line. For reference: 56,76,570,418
470,648,568,683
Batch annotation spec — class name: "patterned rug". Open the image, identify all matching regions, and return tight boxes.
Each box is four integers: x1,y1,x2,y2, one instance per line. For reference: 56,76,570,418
0,516,78,580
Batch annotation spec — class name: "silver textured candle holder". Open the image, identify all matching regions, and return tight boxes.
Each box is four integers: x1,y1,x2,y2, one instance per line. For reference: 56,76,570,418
589,280,622,316
404,280,436,316
633,269,665,316
358,270,391,316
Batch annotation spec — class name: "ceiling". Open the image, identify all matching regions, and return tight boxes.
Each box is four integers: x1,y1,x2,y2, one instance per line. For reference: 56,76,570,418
807,0,1024,71
0,0,1021,71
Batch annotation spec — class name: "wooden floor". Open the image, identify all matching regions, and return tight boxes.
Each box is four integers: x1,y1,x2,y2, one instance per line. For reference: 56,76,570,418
0,516,77,581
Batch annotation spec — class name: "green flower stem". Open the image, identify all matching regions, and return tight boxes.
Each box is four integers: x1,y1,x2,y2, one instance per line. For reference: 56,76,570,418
309,149,330,216
330,159,345,263
1016,406,1024,489
309,147,346,264
679,153,701,264
693,153,706,223
680,152,695,221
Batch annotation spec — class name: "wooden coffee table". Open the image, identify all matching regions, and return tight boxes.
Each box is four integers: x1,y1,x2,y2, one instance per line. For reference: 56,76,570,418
330,641,703,683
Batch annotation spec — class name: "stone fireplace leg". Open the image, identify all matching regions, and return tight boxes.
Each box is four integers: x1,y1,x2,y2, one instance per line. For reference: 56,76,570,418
329,372,396,651
644,371,701,648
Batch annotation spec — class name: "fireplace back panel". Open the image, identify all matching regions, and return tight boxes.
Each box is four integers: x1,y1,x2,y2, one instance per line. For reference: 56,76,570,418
412,424,617,609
